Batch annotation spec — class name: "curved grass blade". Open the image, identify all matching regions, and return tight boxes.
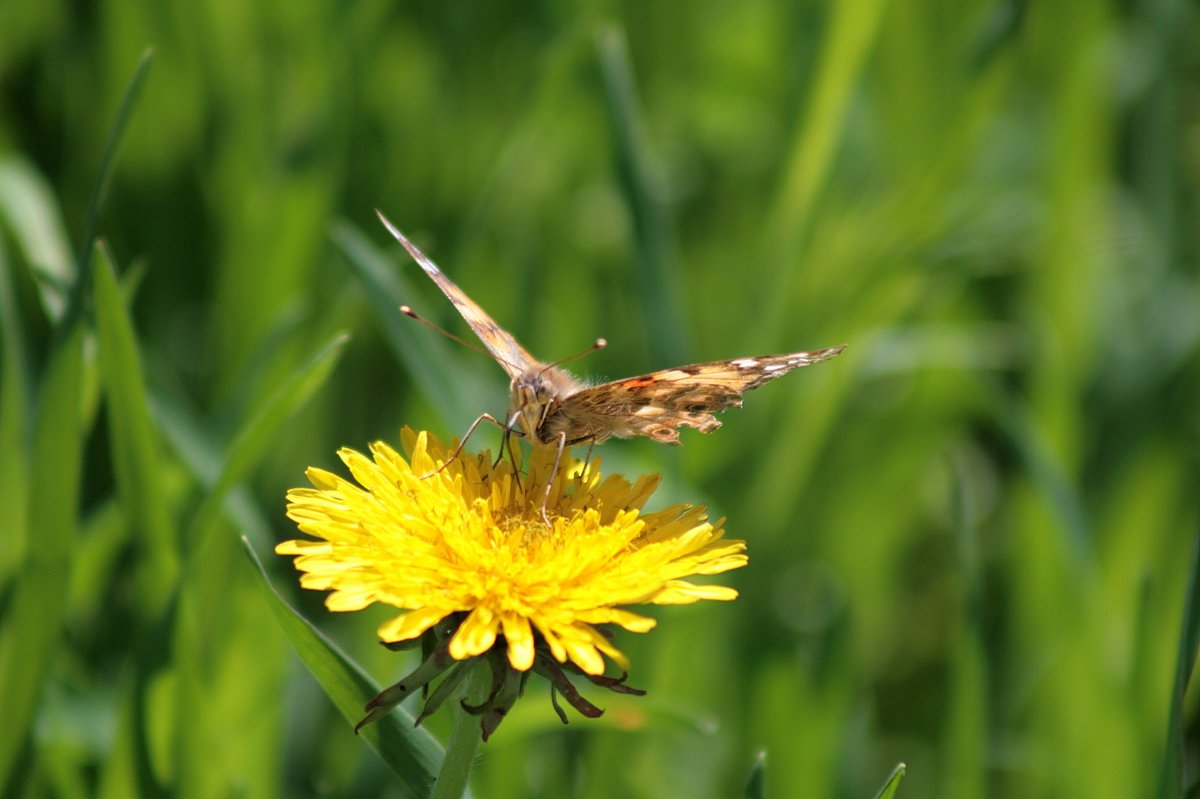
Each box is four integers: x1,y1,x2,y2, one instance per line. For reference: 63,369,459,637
0,156,75,321
148,388,273,545
75,48,154,274
0,322,86,788
242,538,451,797
93,242,179,617
186,330,350,548
872,762,907,799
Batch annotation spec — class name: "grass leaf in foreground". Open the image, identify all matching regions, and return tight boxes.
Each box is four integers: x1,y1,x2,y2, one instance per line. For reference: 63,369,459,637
242,538,450,798
93,243,179,617
0,323,86,788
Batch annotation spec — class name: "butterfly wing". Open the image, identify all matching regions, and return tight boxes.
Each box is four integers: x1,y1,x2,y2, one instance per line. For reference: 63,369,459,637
545,347,845,444
377,211,538,379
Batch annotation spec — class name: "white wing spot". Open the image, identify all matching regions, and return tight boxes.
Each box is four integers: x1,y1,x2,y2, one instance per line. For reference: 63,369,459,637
732,358,760,368
764,362,790,372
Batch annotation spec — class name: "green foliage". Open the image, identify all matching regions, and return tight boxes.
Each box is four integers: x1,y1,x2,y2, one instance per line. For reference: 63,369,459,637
873,764,907,799
244,540,448,796
1,1,1198,797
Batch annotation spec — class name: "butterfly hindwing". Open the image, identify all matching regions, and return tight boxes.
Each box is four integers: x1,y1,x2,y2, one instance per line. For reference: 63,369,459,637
544,347,846,444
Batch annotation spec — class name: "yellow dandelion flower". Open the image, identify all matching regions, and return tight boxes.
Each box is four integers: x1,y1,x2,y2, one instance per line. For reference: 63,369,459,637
276,429,747,735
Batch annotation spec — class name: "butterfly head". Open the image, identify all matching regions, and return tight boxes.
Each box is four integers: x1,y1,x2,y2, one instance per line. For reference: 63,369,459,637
508,365,583,443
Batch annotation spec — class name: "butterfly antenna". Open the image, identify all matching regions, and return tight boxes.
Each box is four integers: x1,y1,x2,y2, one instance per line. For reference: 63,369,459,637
400,305,526,375
538,338,607,377
398,305,495,359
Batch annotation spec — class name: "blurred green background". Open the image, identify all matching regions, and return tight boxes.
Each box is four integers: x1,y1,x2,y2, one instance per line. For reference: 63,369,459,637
2,0,1198,797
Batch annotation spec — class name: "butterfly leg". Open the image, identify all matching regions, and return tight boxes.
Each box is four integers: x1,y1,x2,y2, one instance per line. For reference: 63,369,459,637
418,413,507,479
578,439,597,482
562,438,597,497
498,427,526,493
538,431,569,527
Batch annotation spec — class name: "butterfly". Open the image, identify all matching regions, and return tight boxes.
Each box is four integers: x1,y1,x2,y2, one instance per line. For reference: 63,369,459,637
378,210,844,455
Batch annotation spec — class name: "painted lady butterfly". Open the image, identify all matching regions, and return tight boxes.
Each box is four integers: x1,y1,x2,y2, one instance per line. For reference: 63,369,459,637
378,211,844,452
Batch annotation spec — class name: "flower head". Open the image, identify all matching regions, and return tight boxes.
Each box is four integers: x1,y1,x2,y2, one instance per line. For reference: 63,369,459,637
277,429,747,735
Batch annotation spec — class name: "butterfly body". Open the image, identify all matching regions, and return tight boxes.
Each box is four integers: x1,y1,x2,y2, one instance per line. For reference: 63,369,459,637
377,211,844,450
509,364,587,444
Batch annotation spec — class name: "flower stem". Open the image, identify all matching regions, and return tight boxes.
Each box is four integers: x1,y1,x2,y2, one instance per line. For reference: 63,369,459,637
430,662,489,799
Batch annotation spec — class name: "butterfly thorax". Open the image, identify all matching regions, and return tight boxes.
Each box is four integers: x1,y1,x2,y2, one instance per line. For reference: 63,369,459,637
509,365,586,444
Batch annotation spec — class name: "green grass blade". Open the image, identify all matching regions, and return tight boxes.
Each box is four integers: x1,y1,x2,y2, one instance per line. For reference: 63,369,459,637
0,237,30,583
187,330,350,547
766,0,887,253
149,390,273,545
760,0,889,342
331,218,485,427
93,242,179,617
595,25,687,366
95,689,143,799
871,763,907,799
75,48,154,273
0,155,75,321
0,322,86,788
242,538,449,797
941,449,987,799
1156,534,1200,799
968,0,1027,72
992,388,1095,571
171,316,351,799
743,750,767,799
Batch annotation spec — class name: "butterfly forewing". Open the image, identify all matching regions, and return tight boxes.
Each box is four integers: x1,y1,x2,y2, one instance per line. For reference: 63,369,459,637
377,212,539,379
